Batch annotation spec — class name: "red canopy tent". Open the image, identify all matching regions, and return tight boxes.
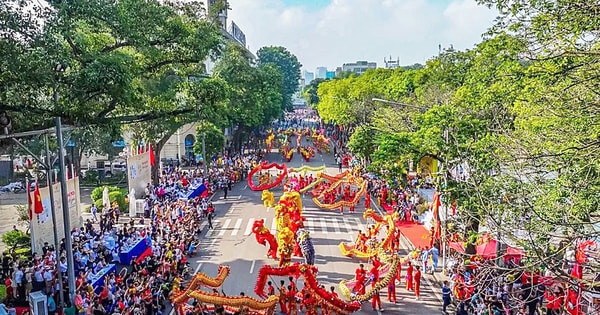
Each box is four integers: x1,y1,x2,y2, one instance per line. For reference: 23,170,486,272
447,239,525,261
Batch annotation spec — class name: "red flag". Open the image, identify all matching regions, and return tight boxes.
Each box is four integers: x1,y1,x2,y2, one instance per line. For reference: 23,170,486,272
434,220,442,241
149,144,155,167
33,180,43,214
26,178,33,220
451,199,457,216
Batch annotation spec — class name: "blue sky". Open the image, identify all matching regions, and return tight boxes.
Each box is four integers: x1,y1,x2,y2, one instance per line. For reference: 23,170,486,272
228,0,498,72
281,0,330,10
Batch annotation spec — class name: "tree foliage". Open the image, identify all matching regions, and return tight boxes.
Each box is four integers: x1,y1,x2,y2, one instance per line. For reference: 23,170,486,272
194,121,225,159
0,0,223,132
257,46,302,111
214,43,284,149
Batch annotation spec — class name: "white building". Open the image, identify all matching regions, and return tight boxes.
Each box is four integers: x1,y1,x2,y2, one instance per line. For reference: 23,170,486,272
303,70,315,85
341,61,377,75
384,56,400,69
315,67,327,79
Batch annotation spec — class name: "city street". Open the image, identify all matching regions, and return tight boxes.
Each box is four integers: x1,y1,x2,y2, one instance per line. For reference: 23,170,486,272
181,148,445,314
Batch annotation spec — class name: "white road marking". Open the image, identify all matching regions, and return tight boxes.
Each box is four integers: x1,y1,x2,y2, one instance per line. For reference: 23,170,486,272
331,218,341,234
219,219,231,236
199,221,208,231
205,220,220,238
271,218,278,233
320,218,328,234
249,260,256,274
305,217,314,231
231,218,243,236
244,218,255,236
342,218,353,234
243,184,248,190
354,217,365,233
237,195,242,200
195,263,203,273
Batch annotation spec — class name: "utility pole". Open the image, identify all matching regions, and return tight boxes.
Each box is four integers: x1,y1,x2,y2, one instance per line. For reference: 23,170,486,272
45,133,65,307
202,132,208,176
55,117,76,305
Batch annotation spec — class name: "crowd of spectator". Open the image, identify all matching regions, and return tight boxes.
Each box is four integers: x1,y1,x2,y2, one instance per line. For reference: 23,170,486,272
1,152,260,315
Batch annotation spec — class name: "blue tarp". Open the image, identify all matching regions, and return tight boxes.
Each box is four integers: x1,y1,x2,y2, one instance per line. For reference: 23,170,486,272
185,184,207,200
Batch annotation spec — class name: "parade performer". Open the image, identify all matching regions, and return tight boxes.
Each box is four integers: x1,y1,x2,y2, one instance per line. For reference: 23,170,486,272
297,229,316,265
406,261,414,291
370,257,383,312
354,264,367,295
387,269,397,303
414,266,422,300
286,285,298,315
279,280,288,314
251,219,278,260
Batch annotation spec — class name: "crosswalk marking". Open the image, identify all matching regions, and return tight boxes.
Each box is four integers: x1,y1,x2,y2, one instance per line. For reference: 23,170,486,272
205,220,220,238
231,218,242,236
343,218,354,234
199,221,208,231
331,218,341,234
201,216,370,237
305,217,314,231
320,218,328,234
244,218,255,236
354,217,365,233
219,219,231,236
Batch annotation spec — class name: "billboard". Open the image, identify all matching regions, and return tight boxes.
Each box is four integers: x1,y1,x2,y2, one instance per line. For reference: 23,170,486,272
229,21,246,46
127,151,152,199
30,177,82,253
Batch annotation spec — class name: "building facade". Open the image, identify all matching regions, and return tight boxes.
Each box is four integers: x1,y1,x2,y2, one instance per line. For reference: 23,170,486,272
384,56,400,69
303,70,315,85
315,67,328,79
341,61,377,75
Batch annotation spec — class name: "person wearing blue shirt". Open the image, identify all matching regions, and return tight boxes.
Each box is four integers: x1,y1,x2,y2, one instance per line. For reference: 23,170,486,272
47,292,57,315
442,280,452,314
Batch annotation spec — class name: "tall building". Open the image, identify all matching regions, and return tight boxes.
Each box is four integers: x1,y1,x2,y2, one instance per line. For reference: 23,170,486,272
384,56,400,69
316,67,328,79
326,71,336,79
341,61,377,75
303,71,315,85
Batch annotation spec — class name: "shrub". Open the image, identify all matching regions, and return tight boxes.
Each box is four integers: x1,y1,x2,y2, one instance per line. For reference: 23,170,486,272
93,190,128,212
1,230,30,250
91,186,128,211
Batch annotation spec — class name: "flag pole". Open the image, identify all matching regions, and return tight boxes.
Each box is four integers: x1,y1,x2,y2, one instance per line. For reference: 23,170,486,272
26,176,35,254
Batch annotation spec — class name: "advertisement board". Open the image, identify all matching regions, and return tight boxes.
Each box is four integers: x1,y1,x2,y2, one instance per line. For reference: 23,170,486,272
229,21,247,46
127,151,151,199
30,176,82,253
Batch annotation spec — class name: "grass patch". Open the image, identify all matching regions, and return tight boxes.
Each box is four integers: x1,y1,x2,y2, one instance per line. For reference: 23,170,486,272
0,285,6,301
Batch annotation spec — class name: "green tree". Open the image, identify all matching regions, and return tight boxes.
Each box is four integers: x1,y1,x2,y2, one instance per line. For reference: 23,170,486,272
347,126,376,163
0,0,223,134
214,43,284,150
194,122,225,160
302,78,327,107
257,46,302,111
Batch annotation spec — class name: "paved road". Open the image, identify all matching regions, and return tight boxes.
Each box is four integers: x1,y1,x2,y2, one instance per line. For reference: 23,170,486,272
180,148,445,315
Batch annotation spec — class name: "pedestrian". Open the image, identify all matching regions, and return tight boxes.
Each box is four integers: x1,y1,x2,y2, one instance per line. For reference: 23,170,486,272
337,155,342,173
91,204,98,222
414,266,421,300
442,280,452,314
47,291,57,315
207,210,214,229
223,184,228,199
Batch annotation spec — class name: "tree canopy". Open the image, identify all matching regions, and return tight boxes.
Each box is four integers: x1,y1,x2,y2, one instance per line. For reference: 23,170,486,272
0,0,224,133
257,46,302,112
313,1,600,283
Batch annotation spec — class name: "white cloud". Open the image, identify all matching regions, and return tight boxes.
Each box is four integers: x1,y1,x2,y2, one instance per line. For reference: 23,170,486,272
227,0,497,72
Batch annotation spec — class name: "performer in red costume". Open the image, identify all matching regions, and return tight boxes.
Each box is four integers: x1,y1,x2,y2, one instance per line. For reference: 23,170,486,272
279,280,288,314
414,266,422,300
365,192,371,209
406,261,414,291
286,284,298,315
354,264,367,295
370,257,383,311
